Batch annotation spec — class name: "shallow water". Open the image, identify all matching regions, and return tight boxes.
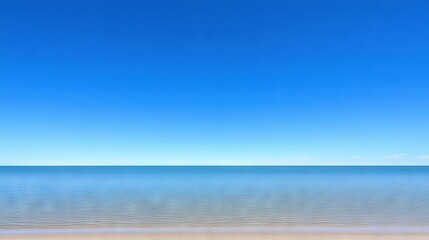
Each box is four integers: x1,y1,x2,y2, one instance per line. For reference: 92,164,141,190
1,167,429,229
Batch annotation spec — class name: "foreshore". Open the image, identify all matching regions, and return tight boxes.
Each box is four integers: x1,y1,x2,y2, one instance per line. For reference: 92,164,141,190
1,227,429,240
3,232,429,240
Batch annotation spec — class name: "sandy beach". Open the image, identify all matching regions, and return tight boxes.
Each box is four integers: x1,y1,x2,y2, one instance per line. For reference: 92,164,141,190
2,228,429,240
3,232,429,240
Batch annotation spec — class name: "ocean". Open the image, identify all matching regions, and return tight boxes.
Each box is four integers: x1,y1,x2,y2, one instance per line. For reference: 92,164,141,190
1,166,429,231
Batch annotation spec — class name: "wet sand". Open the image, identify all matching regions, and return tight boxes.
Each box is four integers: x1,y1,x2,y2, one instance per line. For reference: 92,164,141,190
2,232,429,240
2,227,429,240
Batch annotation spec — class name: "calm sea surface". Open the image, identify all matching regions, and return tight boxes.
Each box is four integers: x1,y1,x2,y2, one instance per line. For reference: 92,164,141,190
1,167,429,230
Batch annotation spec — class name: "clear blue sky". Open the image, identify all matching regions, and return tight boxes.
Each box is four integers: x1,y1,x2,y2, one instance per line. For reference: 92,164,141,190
1,0,428,165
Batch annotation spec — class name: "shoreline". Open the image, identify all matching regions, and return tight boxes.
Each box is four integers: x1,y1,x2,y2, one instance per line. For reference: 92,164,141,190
2,233,429,240
2,226,429,236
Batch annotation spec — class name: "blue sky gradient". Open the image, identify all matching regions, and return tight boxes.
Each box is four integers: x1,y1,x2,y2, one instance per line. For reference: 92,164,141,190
1,0,429,165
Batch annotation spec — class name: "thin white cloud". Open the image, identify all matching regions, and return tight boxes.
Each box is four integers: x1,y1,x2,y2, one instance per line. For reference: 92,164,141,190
382,153,407,159
417,155,429,160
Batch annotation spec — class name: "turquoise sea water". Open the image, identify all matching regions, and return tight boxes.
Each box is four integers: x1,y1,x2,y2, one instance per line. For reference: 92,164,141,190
0,167,429,230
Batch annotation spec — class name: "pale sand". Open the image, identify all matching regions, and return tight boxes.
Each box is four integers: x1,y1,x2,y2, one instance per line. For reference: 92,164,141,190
2,232,429,240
